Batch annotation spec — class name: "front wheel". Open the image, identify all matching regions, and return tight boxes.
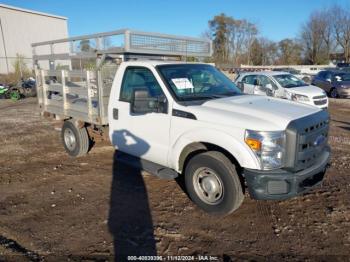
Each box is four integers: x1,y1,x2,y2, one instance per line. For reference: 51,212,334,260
184,151,244,216
61,120,90,157
330,88,338,98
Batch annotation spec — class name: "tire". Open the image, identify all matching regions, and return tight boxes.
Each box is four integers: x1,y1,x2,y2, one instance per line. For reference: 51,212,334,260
61,120,90,157
302,76,310,83
330,88,338,98
22,87,36,98
184,151,244,216
10,90,21,101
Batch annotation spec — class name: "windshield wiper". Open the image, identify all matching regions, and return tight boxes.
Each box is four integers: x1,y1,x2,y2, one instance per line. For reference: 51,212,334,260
187,95,219,99
217,91,238,97
180,92,238,101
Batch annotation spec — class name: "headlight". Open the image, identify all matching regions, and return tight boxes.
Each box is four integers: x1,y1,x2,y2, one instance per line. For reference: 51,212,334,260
291,93,309,102
245,130,285,170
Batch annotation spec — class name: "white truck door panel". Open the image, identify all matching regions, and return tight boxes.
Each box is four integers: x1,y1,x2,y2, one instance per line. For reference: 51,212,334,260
109,66,171,166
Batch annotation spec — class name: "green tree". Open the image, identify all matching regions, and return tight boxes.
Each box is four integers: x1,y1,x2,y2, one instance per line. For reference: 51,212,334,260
208,13,258,66
278,39,302,65
250,39,263,65
79,39,92,52
209,13,231,65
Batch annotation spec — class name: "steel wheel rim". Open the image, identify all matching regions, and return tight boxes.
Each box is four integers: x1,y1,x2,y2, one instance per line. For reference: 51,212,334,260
64,128,76,151
193,167,224,205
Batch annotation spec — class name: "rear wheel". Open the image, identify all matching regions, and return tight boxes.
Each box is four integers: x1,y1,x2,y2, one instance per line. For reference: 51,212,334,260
302,76,310,83
22,87,36,97
61,120,90,157
184,151,244,216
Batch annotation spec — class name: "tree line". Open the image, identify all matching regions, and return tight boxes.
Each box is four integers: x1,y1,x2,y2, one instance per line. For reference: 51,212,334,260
207,4,350,66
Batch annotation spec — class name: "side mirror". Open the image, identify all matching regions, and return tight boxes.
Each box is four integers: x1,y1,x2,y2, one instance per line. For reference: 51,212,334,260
326,78,331,82
131,88,167,114
265,84,274,96
131,88,156,114
237,82,244,90
265,83,273,90
335,76,342,82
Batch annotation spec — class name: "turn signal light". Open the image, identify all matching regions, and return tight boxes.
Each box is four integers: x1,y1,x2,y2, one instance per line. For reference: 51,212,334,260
245,138,261,151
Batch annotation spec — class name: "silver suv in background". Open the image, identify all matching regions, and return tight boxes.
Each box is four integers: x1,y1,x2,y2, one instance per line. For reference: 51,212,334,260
312,70,350,98
235,71,328,109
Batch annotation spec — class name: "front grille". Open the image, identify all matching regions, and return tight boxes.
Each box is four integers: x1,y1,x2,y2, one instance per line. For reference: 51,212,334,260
313,95,327,99
296,120,328,170
285,110,329,172
314,99,327,105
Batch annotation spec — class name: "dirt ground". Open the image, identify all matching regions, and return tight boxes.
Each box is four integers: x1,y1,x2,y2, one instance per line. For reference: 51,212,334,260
0,98,349,262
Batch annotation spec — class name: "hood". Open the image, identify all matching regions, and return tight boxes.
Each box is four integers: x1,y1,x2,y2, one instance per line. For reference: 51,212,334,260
286,85,325,97
186,95,320,131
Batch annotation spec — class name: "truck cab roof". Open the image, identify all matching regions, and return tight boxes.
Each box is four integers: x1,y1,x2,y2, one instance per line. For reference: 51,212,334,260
121,60,208,67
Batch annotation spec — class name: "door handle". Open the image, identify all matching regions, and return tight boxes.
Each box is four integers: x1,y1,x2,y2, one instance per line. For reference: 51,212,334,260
113,108,118,120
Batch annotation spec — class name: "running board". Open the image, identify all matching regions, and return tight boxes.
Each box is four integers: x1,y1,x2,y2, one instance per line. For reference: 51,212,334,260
115,151,178,180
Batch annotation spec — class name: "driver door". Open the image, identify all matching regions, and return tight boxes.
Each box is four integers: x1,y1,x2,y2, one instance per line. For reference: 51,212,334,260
110,66,171,166
251,75,276,96
258,75,280,97
321,71,333,93
241,75,257,94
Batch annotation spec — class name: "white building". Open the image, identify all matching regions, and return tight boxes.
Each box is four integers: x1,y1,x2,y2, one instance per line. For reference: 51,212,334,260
0,4,68,74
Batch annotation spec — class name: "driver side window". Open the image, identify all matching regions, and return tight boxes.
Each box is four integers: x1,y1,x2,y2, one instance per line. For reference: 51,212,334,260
257,75,278,89
120,67,164,102
242,75,257,85
318,72,325,79
324,72,332,81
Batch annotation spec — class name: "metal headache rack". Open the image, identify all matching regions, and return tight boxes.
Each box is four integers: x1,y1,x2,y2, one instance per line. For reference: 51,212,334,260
32,29,212,125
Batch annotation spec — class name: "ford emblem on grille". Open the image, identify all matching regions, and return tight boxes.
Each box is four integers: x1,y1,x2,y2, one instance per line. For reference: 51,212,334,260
313,135,326,147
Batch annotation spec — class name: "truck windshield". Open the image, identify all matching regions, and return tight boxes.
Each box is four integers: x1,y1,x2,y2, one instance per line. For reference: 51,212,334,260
157,64,241,101
272,74,308,88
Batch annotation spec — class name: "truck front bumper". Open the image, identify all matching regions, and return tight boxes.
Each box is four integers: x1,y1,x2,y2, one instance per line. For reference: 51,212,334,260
244,147,330,200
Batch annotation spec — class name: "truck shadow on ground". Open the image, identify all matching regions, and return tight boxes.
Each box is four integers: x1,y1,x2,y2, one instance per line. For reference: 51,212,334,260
332,119,350,131
108,130,157,261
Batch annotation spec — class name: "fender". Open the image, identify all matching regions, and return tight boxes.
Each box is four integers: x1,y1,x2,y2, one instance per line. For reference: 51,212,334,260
169,128,260,172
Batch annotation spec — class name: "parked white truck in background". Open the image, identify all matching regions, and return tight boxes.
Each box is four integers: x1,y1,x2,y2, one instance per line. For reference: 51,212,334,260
33,30,330,215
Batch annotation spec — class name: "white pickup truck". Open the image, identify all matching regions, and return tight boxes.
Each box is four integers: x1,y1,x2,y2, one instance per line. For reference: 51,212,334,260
33,30,330,215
